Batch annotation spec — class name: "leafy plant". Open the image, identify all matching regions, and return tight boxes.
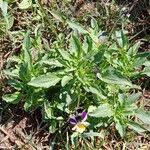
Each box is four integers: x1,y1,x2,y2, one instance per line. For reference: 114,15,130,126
0,0,14,34
2,13,150,148
3,31,44,110
89,92,150,137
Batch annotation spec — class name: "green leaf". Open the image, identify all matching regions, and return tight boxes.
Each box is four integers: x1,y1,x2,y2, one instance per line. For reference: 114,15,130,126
42,59,63,67
121,30,128,47
136,52,150,58
97,71,132,86
143,61,150,67
19,63,31,82
83,131,104,138
8,79,23,90
44,101,55,120
115,30,128,48
50,10,65,23
85,86,106,99
134,57,147,67
7,14,14,29
23,31,31,51
57,49,71,61
90,18,98,29
71,34,82,58
89,103,113,118
4,69,19,78
49,121,57,133
71,132,79,147
24,92,43,111
19,0,32,9
2,92,20,104
141,66,150,77
60,87,78,106
24,98,32,111
93,45,106,64
127,121,146,133
61,75,73,87
28,73,61,88
115,120,125,137
83,35,93,54
127,92,142,104
127,41,140,56
22,31,32,71
0,0,8,17
135,110,150,124
67,20,88,34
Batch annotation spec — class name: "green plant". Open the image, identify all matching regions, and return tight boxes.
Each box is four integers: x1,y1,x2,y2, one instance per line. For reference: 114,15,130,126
89,92,150,137
0,0,14,34
3,31,44,110
2,13,150,149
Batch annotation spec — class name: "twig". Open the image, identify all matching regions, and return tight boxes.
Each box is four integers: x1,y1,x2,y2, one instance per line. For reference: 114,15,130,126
129,26,150,41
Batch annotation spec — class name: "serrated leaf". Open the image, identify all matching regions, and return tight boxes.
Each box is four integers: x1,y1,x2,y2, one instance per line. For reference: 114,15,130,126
67,20,88,34
135,110,150,124
127,121,146,133
28,74,61,88
89,103,113,118
2,92,20,104
19,0,32,9
61,75,73,87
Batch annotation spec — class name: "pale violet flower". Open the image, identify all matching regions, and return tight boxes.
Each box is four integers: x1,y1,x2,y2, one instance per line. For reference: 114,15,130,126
69,111,89,133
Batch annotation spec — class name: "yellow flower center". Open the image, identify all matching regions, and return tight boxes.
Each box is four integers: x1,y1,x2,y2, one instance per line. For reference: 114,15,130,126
72,122,86,133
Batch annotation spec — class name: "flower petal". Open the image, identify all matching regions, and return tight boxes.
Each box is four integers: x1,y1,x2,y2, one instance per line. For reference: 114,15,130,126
82,111,87,122
82,121,90,127
69,116,77,125
72,125,77,131
76,123,86,133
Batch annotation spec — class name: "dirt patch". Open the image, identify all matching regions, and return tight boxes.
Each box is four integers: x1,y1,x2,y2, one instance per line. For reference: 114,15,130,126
0,107,50,150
